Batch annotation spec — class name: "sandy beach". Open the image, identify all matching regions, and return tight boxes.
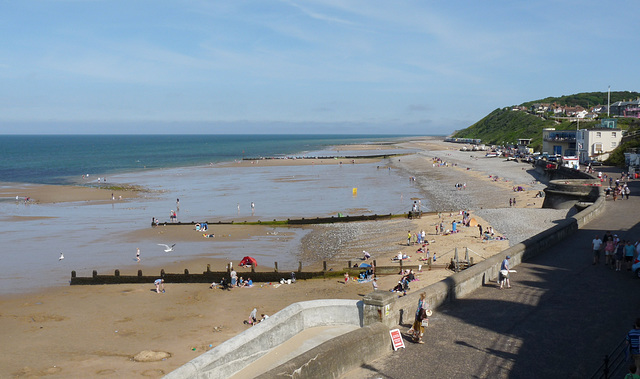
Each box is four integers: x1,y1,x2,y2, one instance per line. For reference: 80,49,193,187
0,137,570,378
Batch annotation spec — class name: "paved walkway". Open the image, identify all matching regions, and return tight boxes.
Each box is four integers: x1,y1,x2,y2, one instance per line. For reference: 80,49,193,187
346,172,640,379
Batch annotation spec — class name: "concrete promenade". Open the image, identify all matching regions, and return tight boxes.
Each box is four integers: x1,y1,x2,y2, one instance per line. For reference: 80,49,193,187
347,172,640,379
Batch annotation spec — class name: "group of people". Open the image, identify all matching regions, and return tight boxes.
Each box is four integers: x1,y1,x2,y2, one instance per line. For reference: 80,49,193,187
592,232,639,271
605,183,631,201
390,269,417,296
243,308,269,326
407,229,427,245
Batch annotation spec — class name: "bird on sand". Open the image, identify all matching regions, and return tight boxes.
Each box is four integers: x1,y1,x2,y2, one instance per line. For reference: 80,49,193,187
158,243,176,252
59,252,64,261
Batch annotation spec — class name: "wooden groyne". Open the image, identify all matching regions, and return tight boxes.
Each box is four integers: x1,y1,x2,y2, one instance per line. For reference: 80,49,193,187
70,259,454,286
241,153,402,161
152,212,430,227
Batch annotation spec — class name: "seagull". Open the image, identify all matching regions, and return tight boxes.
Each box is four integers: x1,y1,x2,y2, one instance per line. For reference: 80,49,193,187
158,243,176,252
59,252,64,261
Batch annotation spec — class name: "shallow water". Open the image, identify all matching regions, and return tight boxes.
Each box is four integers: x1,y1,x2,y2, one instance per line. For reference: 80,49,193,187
0,160,426,294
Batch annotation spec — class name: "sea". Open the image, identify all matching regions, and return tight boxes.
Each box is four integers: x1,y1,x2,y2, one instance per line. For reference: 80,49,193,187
0,134,430,295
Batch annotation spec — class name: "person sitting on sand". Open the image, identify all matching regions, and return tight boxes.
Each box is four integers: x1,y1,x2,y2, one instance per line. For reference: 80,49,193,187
243,278,253,287
390,281,404,293
363,250,371,260
405,269,415,282
220,277,231,291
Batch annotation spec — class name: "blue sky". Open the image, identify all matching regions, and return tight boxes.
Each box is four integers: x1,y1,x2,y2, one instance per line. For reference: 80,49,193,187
1,1,638,135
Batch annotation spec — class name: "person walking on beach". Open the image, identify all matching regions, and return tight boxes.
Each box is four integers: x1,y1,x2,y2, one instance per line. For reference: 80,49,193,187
408,231,412,246
251,202,255,215
478,224,483,238
136,248,141,262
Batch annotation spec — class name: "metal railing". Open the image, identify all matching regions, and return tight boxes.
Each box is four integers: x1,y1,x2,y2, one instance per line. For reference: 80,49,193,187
589,337,629,379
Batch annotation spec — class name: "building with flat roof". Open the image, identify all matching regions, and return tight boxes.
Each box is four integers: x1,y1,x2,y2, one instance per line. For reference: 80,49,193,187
542,128,576,156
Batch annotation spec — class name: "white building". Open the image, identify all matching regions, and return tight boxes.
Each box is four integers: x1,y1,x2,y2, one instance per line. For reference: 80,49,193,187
576,128,622,163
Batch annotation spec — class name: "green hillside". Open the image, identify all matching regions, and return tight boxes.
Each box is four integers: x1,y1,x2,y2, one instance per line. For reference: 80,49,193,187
452,91,640,152
521,91,640,109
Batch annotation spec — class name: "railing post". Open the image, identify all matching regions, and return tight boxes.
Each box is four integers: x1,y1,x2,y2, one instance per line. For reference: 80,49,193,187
454,247,459,272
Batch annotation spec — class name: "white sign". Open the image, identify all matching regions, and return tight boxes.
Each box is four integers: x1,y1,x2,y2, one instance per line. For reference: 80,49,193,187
390,328,405,351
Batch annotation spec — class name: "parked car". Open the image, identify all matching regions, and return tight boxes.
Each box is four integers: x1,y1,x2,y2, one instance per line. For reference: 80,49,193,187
584,159,603,166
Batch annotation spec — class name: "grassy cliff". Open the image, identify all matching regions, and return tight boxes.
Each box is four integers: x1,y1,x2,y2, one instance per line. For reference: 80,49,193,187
452,91,640,152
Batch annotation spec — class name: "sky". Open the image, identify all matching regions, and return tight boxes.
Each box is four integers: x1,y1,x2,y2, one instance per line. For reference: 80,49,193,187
1,1,638,135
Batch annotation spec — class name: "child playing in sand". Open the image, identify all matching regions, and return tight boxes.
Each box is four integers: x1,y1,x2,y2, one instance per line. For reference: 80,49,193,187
154,278,164,293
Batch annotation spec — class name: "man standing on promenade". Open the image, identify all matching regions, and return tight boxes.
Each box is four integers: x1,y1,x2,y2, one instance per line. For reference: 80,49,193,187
136,248,141,262
592,235,603,265
499,255,511,289
627,319,640,368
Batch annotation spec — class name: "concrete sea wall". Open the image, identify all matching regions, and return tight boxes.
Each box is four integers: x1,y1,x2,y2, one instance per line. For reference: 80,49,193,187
166,169,605,379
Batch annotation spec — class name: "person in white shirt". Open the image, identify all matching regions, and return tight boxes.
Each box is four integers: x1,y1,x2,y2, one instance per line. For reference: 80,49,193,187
592,235,603,265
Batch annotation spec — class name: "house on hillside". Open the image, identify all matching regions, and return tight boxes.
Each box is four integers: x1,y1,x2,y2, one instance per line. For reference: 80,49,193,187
610,98,640,118
542,128,576,156
576,127,622,163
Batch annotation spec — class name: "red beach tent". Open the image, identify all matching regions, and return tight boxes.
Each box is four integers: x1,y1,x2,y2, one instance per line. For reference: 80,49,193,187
239,256,258,267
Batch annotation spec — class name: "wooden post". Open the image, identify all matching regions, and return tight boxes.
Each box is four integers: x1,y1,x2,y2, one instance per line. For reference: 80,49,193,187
470,257,474,265
138,270,143,277
428,258,432,270
348,261,352,269
92,270,97,278
251,265,255,273
323,261,327,272
400,259,403,271
275,262,279,272
115,269,120,277
184,269,189,275
207,264,211,272
71,271,76,278
161,269,165,277
298,262,302,272
465,247,470,265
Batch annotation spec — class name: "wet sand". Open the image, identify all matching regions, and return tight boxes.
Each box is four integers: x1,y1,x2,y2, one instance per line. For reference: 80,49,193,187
0,137,560,378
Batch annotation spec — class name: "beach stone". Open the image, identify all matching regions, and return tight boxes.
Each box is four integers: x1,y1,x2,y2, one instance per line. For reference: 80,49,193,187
132,350,171,362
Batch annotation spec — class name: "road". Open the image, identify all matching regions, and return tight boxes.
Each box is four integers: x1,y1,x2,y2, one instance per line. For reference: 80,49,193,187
346,171,640,379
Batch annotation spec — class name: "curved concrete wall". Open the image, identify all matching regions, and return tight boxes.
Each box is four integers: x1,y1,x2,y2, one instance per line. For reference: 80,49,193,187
164,299,362,379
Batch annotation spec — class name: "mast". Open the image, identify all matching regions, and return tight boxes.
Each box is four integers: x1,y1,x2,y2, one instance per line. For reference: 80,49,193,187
607,85,610,117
